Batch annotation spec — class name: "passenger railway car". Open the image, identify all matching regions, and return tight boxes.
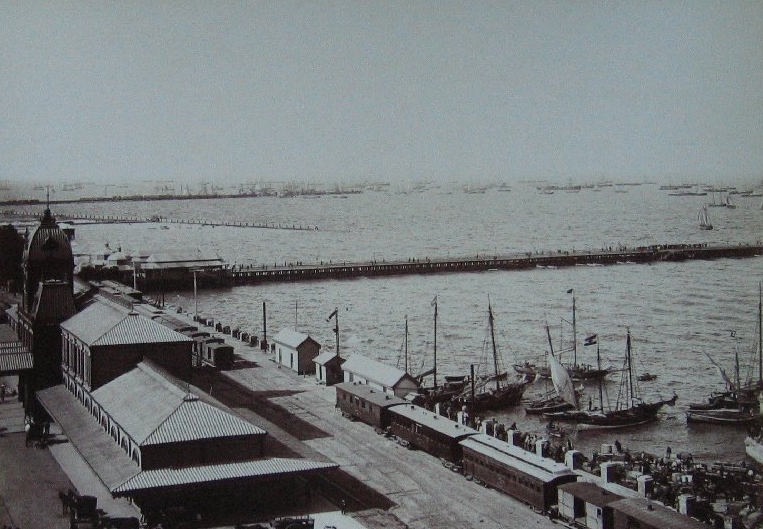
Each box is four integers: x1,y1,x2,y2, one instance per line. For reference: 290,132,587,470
459,433,577,513
388,404,477,462
334,382,407,428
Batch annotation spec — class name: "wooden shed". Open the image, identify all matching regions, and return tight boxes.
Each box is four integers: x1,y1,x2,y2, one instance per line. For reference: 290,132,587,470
272,329,321,375
313,352,343,385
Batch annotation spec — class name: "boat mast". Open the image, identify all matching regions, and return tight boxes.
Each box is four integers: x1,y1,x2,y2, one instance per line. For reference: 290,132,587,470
433,295,438,389
569,289,577,366
758,282,762,387
405,315,409,374
597,338,604,410
488,302,500,391
545,322,555,355
626,329,634,406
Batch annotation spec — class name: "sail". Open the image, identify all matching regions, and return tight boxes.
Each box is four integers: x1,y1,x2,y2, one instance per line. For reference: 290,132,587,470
705,352,734,390
548,351,578,408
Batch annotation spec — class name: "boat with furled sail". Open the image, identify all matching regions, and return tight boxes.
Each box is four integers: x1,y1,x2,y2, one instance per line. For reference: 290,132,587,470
452,301,533,412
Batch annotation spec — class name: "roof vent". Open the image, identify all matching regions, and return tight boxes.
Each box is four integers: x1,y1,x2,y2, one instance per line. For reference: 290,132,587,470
183,393,199,402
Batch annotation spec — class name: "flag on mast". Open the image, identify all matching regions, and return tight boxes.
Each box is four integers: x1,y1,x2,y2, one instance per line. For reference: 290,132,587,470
326,308,338,321
584,334,597,346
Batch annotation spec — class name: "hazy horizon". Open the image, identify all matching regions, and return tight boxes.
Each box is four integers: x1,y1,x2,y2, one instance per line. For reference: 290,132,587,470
2,1,763,188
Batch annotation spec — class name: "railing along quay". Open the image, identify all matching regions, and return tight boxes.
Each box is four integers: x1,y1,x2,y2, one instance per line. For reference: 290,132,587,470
229,242,763,286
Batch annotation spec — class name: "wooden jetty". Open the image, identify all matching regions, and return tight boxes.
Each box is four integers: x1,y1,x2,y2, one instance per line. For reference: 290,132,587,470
226,242,763,288
80,241,763,292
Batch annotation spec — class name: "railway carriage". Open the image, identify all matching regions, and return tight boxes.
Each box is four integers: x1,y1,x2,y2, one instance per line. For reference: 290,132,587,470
387,404,477,462
459,433,577,512
335,382,407,429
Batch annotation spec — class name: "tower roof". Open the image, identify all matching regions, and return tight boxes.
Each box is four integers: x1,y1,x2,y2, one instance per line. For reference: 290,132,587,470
24,208,73,271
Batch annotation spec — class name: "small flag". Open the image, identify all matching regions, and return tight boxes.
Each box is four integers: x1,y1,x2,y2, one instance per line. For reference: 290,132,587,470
431,295,437,306
584,334,597,346
566,288,573,294
326,308,338,321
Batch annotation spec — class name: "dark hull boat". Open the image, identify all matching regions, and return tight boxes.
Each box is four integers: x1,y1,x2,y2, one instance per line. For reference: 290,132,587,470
686,408,759,425
547,396,677,430
694,283,763,426
543,329,677,430
453,302,532,412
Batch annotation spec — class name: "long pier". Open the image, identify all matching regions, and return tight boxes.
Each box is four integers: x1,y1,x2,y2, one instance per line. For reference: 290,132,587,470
6,210,318,231
227,242,763,287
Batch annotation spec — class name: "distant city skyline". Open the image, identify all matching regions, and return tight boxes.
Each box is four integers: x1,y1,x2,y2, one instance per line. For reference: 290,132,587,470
2,1,762,188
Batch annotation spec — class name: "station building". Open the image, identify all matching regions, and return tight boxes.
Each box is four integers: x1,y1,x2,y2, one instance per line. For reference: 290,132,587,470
5,207,339,522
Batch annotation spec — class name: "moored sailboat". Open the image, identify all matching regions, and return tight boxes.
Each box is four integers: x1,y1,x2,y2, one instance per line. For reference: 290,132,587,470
452,301,532,412
513,290,611,382
544,329,677,429
742,283,763,464
412,296,471,408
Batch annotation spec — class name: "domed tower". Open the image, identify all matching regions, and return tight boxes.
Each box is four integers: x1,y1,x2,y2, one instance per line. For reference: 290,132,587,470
22,207,74,312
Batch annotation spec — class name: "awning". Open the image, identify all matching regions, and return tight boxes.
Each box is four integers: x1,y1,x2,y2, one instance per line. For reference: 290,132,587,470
113,458,338,495
36,385,141,491
0,352,33,373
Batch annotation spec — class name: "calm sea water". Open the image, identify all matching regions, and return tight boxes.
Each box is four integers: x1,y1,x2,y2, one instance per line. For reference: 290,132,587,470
53,183,763,462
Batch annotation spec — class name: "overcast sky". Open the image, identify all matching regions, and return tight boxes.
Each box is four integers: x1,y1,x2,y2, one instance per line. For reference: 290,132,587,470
2,1,762,187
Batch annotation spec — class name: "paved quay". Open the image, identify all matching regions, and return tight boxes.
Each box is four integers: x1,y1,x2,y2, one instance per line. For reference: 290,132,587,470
177,306,565,529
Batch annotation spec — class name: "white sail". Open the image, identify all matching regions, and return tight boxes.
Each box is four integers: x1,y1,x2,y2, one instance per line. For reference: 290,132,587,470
548,351,578,408
704,352,734,390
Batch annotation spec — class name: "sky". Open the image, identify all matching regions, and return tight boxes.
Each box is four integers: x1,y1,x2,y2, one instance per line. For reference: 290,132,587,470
2,0,763,188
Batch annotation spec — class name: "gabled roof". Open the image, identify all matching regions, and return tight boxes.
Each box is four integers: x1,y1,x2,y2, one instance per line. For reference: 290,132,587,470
313,351,342,366
61,297,191,346
341,354,418,389
92,362,265,446
140,251,224,270
272,329,319,349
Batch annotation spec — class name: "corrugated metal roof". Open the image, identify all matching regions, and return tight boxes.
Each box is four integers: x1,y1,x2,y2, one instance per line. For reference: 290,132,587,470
36,385,141,490
61,297,191,346
92,362,264,446
272,329,313,349
143,394,265,445
93,312,192,346
341,354,416,389
61,299,131,344
112,458,338,494
392,404,477,440
0,352,33,372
